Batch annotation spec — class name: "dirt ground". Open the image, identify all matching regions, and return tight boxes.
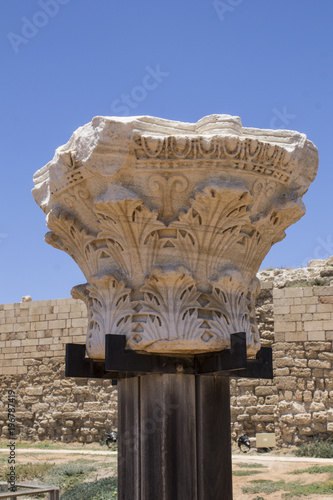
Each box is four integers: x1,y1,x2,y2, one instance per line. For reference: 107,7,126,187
1,445,333,499
232,452,333,500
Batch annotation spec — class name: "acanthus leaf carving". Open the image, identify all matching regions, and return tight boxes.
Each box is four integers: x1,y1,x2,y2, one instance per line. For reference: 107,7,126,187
206,272,260,355
33,115,318,358
171,185,253,287
72,276,134,360
135,269,203,346
46,209,99,278
94,196,165,287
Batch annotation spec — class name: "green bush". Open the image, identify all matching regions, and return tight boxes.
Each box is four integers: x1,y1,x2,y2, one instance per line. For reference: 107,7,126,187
243,476,333,498
289,465,333,475
243,479,285,494
0,461,55,482
282,479,333,498
313,277,325,286
233,470,263,476
60,477,117,499
47,462,97,490
295,437,333,458
237,463,267,469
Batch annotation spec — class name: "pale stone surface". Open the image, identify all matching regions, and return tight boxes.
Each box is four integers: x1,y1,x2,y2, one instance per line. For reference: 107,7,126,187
272,272,333,342
33,115,318,359
21,296,32,302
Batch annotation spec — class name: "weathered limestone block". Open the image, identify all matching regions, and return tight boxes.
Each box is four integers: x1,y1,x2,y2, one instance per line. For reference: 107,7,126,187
275,376,297,390
280,414,294,424
255,386,277,396
294,413,312,425
230,406,245,416
275,368,290,376
275,357,295,368
33,115,318,359
277,402,292,413
312,411,327,423
257,404,276,414
265,395,279,405
308,359,331,369
291,368,312,378
237,395,257,406
309,402,326,412
311,422,327,432
246,406,259,414
252,414,274,422
284,391,294,401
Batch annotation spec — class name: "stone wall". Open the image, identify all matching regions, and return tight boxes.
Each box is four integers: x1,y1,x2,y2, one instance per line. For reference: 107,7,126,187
0,299,117,442
230,260,333,446
1,261,333,446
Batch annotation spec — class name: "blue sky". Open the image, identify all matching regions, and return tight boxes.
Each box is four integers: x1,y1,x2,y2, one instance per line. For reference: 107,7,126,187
1,0,332,303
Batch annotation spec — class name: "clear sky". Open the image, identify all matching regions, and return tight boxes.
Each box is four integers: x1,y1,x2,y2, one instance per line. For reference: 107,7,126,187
1,0,332,304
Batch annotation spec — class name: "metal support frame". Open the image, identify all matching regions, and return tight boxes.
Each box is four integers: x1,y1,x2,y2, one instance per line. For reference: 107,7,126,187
65,333,273,500
66,332,273,381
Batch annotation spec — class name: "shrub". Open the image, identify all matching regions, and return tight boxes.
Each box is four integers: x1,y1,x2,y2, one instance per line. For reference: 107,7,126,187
295,437,333,458
47,462,97,490
237,463,267,469
242,479,285,494
313,277,325,286
289,465,333,475
233,470,263,476
0,462,54,482
60,477,117,499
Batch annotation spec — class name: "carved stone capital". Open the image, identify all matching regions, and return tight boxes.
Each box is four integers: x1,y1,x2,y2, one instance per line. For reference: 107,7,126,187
33,115,318,359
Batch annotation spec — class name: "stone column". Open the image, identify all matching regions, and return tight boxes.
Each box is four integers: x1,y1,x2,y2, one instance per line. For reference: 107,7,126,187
33,114,318,499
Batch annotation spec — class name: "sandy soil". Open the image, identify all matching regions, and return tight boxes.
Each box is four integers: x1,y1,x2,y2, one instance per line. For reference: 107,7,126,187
1,446,333,499
233,455,333,500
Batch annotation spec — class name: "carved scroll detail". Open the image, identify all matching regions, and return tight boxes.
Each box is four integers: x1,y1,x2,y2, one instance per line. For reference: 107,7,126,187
62,185,90,210
148,174,189,219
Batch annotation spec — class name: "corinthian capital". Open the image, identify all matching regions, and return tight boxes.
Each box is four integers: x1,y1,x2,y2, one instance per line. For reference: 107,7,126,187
33,114,318,359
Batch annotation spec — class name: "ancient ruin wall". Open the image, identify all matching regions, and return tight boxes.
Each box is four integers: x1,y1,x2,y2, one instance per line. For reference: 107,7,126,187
232,285,333,446
231,259,333,446
1,260,333,445
0,299,117,442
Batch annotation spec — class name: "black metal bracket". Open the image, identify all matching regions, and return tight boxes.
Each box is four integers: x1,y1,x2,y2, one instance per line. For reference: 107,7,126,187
66,332,273,382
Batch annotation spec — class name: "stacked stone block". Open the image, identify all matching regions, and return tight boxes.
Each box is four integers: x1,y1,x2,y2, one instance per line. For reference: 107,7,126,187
271,286,333,444
0,299,117,442
274,286,333,342
0,299,87,376
230,285,333,446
